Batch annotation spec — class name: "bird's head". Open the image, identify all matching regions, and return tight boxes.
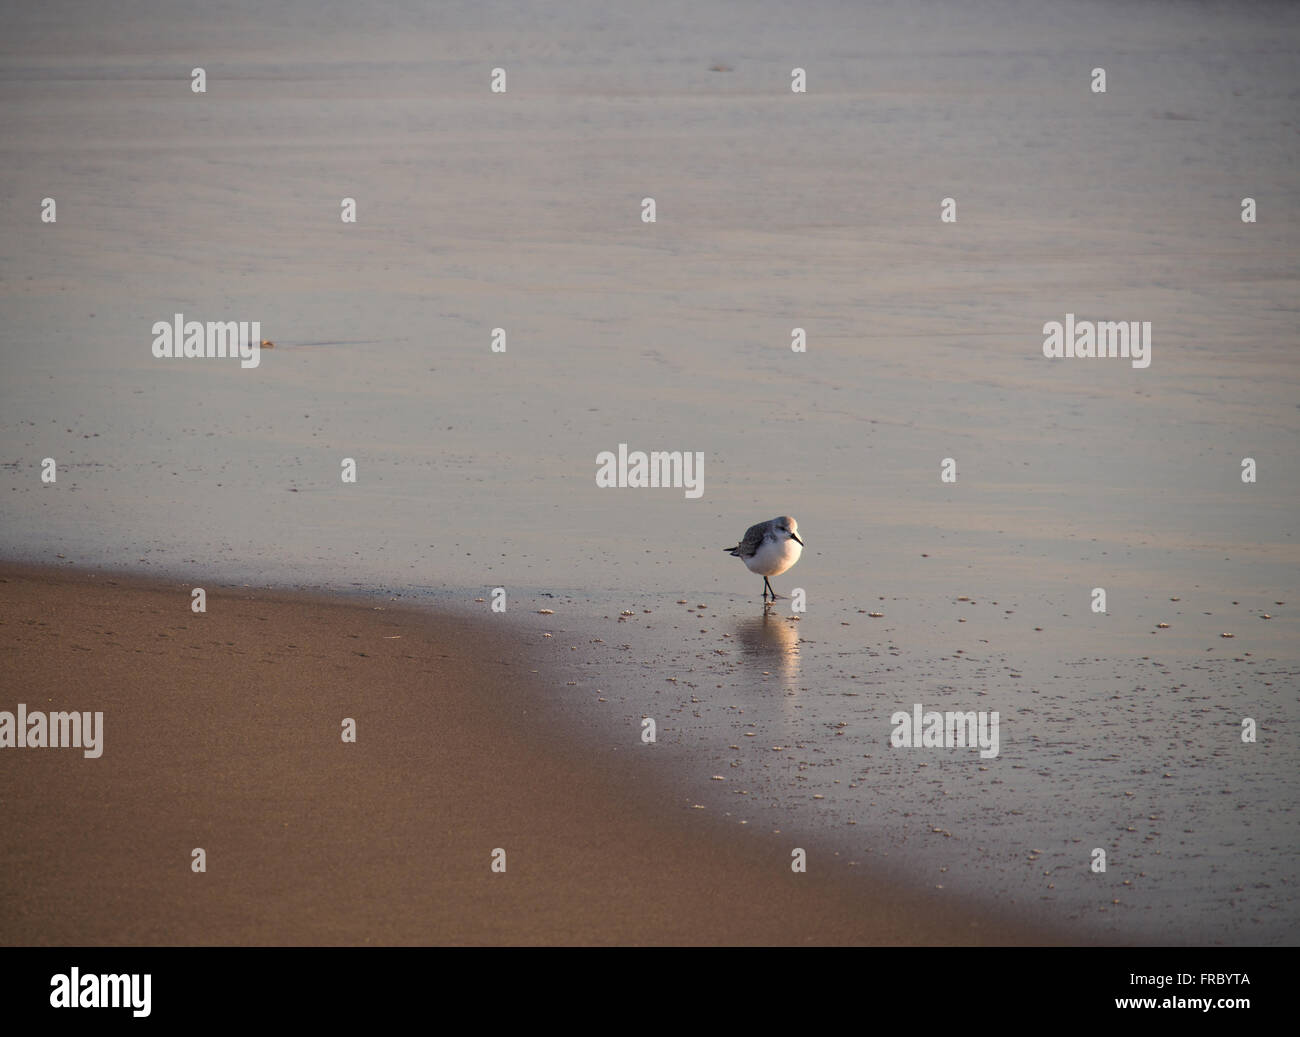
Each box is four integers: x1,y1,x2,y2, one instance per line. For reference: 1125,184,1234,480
777,516,803,546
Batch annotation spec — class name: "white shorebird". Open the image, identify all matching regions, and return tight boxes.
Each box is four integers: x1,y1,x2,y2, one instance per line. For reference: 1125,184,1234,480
724,516,804,601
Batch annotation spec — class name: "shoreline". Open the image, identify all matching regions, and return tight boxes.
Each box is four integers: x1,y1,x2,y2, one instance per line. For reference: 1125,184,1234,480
0,561,1074,945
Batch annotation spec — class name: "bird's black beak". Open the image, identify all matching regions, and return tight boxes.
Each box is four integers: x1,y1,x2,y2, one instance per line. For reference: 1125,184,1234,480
792,533,804,546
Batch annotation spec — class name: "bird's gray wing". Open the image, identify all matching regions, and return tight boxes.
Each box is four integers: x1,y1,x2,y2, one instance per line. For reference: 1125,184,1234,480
731,521,769,558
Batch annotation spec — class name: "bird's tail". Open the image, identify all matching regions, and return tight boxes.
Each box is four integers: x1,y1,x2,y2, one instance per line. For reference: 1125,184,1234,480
724,546,740,556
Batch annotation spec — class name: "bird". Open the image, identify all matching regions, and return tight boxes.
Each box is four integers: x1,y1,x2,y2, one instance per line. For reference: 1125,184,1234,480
724,516,803,601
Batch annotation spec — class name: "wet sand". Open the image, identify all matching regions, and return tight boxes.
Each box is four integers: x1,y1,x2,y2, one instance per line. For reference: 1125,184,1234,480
0,562,1067,945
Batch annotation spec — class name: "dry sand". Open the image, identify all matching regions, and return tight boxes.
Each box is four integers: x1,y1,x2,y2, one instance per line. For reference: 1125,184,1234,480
0,563,1066,945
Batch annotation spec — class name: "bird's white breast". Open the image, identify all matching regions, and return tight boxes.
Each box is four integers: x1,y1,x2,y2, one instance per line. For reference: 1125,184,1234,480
745,535,802,577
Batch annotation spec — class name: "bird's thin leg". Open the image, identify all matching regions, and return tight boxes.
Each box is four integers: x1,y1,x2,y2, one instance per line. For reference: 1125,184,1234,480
763,576,774,600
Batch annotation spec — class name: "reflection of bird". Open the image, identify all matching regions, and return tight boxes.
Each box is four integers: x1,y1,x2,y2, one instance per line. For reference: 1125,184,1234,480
724,516,803,601
733,611,799,657
732,612,801,684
